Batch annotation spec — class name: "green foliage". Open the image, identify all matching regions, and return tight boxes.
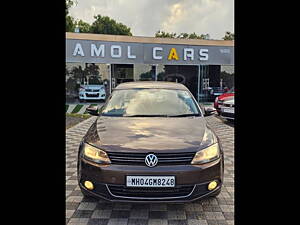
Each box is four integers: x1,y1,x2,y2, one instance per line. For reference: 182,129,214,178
220,71,234,89
65,2,133,36
155,30,177,38
75,20,91,33
66,15,76,32
66,64,102,93
66,0,76,16
140,71,153,81
70,65,85,81
65,0,77,32
66,77,77,94
223,31,234,40
178,33,189,39
90,15,132,35
155,30,210,39
157,72,166,81
84,64,100,77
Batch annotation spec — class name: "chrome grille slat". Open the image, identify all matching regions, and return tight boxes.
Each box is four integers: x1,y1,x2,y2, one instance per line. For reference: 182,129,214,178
107,152,195,165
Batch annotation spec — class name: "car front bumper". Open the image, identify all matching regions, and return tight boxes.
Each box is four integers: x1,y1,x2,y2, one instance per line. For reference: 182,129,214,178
79,92,106,100
220,112,234,120
78,156,224,203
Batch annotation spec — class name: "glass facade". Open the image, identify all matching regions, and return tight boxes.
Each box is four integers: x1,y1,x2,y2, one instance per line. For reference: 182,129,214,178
66,62,234,104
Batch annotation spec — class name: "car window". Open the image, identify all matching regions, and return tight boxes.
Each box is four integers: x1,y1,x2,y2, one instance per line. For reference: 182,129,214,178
101,88,201,117
88,77,102,85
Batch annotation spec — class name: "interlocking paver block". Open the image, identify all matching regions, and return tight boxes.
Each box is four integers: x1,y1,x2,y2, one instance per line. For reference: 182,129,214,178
65,116,234,225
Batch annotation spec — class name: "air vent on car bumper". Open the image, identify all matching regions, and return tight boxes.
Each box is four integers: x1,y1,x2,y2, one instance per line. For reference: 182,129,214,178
107,184,194,198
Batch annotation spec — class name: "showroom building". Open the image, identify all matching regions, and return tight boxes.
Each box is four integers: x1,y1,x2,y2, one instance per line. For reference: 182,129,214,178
66,32,234,103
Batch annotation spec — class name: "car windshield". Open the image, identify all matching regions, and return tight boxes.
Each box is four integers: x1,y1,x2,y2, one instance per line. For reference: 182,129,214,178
101,88,201,117
88,77,102,85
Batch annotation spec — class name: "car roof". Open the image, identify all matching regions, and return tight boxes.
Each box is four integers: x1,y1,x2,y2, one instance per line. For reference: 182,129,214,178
114,81,188,90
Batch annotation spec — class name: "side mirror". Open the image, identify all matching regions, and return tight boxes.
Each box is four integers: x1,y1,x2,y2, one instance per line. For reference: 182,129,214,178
86,106,99,116
204,107,216,116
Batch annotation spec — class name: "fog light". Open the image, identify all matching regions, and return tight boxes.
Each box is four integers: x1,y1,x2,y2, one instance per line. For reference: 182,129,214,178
84,181,94,190
208,181,218,191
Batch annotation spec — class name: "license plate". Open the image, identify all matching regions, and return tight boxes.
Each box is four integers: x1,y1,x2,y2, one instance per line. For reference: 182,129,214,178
126,176,175,187
223,107,234,113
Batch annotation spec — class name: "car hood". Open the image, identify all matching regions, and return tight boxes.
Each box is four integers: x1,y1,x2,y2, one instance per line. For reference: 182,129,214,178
219,93,234,100
224,99,234,105
83,116,209,153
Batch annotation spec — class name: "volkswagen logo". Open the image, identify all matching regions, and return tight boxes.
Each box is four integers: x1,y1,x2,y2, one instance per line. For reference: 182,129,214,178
145,154,158,167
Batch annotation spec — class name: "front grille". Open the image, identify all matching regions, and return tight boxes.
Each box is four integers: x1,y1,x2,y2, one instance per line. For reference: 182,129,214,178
223,104,234,107
85,89,99,92
86,93,99,97
108,184,194,198
107,152,195,166
221,112,234,118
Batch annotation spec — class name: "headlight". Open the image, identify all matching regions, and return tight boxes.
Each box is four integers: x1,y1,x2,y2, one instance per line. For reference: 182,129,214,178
191,143,220,165
79,88,85,92
83,143,111,164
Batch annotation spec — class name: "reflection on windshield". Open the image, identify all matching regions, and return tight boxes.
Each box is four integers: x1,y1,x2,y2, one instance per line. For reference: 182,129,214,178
101,89,201,117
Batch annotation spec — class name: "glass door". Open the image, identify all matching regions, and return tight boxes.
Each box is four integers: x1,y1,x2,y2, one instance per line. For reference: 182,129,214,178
198,65,210,102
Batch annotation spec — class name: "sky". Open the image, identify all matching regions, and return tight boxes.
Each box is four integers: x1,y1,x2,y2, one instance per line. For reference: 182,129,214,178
69,0,234,40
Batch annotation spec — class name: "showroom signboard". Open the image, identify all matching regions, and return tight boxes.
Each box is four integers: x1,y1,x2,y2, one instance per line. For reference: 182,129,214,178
66,39,234,65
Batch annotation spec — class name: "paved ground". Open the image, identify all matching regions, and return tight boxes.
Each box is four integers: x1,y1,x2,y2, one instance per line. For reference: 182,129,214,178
66,115,234,225
66,116,88,129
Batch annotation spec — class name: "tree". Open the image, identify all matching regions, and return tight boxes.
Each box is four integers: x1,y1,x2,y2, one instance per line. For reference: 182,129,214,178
157,72,166,81
155,30,209,39
71,65,85,83
75,20,91,33
139,71,153,81
66,0,76,15
66,15,76,32
84,64,100,77
220,71,234,89
90,15,132,35
223,31,234,40
66,0,76,32
178,33,189,39
155,30,177,38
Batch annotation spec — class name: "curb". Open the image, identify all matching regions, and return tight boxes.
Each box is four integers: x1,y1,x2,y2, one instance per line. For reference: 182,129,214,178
66,116,97,131
66,104,101,114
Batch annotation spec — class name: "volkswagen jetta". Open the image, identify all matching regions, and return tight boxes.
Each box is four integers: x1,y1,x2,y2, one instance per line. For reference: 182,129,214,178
77,81,224,202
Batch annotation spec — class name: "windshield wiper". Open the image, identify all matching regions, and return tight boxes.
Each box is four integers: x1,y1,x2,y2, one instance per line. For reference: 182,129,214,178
168,113,201,117
124,114,201,117
124,114,170,117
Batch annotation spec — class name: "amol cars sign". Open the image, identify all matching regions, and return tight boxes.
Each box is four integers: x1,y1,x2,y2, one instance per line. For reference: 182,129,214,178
66,39,234,65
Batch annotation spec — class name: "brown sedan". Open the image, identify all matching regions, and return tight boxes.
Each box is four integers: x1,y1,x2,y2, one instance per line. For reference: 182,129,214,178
77,81,224,202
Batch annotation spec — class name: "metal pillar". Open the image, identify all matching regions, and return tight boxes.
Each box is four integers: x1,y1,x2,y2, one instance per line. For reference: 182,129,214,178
155,64,158,81
197,65,201,102
107,64,112,94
